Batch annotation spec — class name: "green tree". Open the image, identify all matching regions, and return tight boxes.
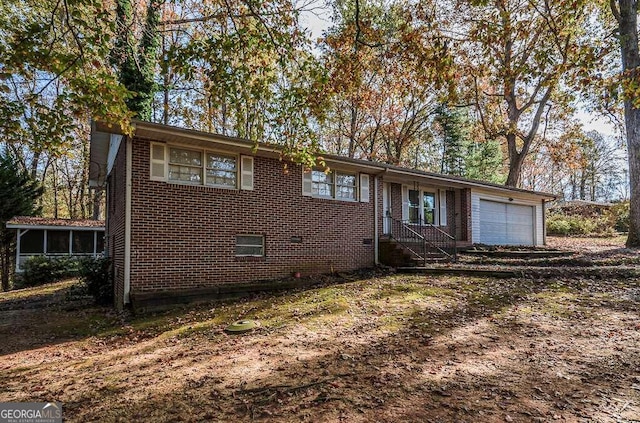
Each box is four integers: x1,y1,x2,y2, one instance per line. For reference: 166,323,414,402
436,105,469,176
111,0,163,120
0,153,44,291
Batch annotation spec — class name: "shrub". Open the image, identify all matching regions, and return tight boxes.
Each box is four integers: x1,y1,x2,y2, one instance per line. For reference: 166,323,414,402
18,255,80,288
606,202,630,233
546,214,600,236
79,256,113,305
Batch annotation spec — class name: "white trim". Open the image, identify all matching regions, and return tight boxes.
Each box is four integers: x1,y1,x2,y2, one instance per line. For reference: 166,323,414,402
15,229,22,272
150,142,167,181
107,134,123,174
124,137,132,304
401,185,409,220
302,169,313,196
360,174,370,202
439,190,448,226
240,156,254,190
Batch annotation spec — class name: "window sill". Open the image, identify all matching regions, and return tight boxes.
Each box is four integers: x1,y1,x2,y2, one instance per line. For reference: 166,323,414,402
235,255,266,262
162,180,239,191
309,195,358,203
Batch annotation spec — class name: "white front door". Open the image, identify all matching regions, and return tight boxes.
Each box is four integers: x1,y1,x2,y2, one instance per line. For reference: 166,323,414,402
383,182,391,234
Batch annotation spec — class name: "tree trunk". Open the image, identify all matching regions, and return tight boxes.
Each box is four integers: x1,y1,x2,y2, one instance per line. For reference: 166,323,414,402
580,171,587,200
348,103,357,158
505,133,526,187
92,188,104,220
614,0,640,247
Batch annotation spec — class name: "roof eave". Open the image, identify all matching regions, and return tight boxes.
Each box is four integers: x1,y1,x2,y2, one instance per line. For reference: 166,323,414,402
94,120,557,200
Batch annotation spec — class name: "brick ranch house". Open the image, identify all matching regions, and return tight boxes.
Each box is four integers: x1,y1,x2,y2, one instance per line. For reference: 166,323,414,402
89,120,554,309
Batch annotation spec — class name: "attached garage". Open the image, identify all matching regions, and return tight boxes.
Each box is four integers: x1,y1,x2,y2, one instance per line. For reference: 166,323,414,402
471,191,547,246
479,200,534,245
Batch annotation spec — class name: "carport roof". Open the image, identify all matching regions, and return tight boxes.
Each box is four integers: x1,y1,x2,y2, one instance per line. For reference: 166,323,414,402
7,217,105,231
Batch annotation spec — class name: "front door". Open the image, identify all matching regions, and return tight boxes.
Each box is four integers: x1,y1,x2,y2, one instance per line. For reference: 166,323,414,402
383,182,391,234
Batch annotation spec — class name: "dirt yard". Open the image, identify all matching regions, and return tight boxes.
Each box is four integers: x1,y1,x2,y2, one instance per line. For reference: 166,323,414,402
1,236,639,422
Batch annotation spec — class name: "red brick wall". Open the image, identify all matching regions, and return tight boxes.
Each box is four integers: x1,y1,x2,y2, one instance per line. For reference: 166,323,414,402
106,139,127,309
127,137,376,295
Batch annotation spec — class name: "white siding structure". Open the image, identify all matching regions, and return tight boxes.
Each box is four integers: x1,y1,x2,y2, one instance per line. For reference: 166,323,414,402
471,190,545,246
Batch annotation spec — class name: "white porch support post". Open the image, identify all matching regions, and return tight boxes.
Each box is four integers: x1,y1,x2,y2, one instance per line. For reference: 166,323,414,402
124,137,132,304
374,175,379,265
15,229,21,272
69,230,73,255
93,231,98,257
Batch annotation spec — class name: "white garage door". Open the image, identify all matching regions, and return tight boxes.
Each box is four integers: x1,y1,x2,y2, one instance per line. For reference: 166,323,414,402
479,200,534,245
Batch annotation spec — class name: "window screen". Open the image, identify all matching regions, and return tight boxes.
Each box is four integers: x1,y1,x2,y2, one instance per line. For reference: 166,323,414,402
20,230,44,254
47,230,69,254
73,231,95,254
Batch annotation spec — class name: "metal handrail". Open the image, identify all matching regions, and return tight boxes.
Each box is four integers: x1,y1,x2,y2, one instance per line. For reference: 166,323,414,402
386,215,457,263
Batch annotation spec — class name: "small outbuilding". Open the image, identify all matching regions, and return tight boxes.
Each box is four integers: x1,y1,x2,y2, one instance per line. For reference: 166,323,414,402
6,217,105,272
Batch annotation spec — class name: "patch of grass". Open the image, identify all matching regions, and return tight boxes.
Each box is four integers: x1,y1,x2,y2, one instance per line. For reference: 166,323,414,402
0,279,79,303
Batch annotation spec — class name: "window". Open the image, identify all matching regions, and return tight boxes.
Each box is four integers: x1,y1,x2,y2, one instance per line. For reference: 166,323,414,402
423,192,436,224
20,230,44,254
152,144,249,189
96,232,105,254
47,230,69,254
73,231,95,254
169,147,203,183
336,173,357,201
309,170,357,201
407,189,437,225
206,153,237,187
312,170,333,198
235,235,264,257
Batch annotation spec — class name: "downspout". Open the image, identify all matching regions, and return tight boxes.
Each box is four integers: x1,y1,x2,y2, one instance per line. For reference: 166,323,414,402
542,199,546,246
124,137,132,304
374,175,379,265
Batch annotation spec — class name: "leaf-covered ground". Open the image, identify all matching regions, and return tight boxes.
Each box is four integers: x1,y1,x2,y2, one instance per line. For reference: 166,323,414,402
1,237,639,422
